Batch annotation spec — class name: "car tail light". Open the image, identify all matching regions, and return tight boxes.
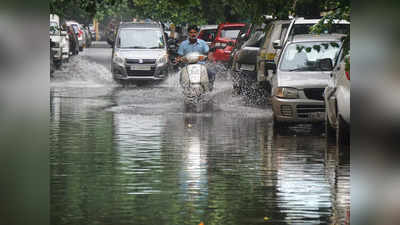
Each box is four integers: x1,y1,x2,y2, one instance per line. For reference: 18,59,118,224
78,30,83,37
345,71,350,80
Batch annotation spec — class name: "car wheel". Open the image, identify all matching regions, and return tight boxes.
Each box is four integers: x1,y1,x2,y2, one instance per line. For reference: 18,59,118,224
337,115,350,147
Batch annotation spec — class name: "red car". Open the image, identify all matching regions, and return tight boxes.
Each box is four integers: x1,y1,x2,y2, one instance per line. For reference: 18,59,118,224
210,23,246,63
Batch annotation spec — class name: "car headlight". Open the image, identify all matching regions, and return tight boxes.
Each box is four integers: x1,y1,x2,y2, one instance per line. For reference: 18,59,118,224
156,54,168,66
113,53,125,67
275,87,299,99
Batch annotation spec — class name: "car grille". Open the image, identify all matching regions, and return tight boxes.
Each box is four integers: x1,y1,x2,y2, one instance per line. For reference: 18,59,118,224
296,105,325,118
126,66,156,76
303,88,324,101
126,59,156,64
280,105,293,117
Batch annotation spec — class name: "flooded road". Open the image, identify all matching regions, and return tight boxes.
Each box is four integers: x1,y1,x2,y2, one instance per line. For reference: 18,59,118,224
50,46,350,225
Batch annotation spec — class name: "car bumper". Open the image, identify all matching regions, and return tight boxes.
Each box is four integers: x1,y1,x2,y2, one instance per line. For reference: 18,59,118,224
272,96,325,123
112,63,168,81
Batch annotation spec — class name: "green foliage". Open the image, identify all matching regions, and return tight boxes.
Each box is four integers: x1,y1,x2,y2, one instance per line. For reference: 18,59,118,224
50,0,349,30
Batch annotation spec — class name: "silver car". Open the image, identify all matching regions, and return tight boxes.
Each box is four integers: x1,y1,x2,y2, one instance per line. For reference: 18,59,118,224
111,22,169,82
324,48,350,145
270,34,344,127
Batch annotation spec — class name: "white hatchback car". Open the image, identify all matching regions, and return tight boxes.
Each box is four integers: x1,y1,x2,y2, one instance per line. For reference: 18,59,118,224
324,47,350,145
270,34,344,128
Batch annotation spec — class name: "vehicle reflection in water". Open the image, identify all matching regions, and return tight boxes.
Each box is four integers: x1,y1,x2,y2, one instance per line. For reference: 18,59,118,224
50,83,350,225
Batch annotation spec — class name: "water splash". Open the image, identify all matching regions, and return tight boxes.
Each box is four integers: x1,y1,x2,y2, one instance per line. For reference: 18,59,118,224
51,55,116,87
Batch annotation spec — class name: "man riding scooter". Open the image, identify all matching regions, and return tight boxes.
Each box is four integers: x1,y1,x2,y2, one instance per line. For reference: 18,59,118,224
176,25,216,88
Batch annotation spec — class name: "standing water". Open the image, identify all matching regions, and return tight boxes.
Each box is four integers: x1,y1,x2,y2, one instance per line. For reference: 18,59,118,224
51,47,350,225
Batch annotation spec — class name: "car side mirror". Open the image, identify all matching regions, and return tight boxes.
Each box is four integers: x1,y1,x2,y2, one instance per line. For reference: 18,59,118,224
272,40,281,49
240,33,246,39
319,58,333,71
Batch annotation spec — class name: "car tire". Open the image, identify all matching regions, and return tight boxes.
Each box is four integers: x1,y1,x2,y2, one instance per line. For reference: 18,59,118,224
337,115,350,147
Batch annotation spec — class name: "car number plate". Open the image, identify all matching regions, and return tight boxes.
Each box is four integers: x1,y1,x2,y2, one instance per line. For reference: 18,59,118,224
240,64,255,71
131,65,151,71
310,112,324,120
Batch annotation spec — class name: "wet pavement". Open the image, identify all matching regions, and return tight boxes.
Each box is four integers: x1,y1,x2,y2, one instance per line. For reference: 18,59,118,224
50,46,350,225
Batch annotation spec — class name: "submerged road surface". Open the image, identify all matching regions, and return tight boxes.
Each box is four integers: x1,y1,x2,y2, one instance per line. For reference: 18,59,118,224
50,45,350,225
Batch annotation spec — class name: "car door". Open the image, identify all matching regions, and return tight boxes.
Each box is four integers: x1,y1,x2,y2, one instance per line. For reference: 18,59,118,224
325,47,344,126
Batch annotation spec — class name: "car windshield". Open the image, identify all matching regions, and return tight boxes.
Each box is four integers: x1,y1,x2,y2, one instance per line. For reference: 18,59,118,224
198,29,217,42
49,22,59,35
71,24,79,34
220,27,242,39
280,41,341,71
118,29,165,49
244,31,265,47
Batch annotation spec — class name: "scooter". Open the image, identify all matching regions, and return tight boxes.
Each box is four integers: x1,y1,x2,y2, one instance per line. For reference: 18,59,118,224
177,52,214,112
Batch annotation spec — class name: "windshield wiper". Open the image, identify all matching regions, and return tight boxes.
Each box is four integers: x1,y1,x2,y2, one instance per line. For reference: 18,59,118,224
148,46,162,49
288,67,312,71
123,46,147,49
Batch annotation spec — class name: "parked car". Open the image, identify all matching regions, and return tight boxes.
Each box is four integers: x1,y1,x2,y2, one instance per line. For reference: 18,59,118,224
324,47,350,145
270,34,344,128
111,22,169,83
66,21,85,51
230,25,266,93
210,23,246,63
227,23,257,69
50,14,67,68
256,20,291,93
197,25,218,47
279,17,350,49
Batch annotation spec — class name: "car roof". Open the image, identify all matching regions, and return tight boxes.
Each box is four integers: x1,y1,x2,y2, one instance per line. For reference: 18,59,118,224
200,25,218,30
293,18,350,24
119,22,162,29
290,34,346,43
218,23,246,28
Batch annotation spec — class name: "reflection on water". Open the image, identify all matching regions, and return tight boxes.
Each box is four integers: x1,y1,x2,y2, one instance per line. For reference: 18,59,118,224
50,82,349,225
